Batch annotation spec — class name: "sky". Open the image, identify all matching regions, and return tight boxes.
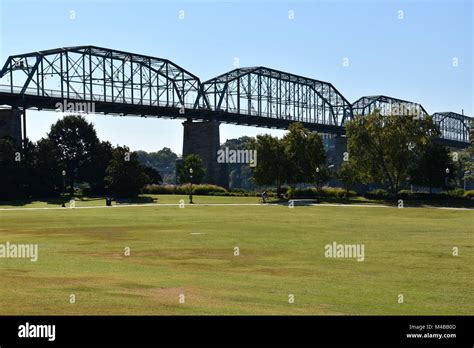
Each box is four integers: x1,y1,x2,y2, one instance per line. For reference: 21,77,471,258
0,0,472,154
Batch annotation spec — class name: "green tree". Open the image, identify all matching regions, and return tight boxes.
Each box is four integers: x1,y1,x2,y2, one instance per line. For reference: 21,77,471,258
250,134,288,196
177,154,205,184
283,122,327,187
135,147,178,184
105,146,148,197
345,111,440,194
336,161,360,194
408,142,454,194
47,115,101,195
33,138,63,197
453,149,474,189
142,166,163,185
220,136,255,190
82,141,114,194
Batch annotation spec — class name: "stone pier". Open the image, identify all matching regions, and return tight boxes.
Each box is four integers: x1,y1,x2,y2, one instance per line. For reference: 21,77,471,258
0,108,22,147
182,119,228,188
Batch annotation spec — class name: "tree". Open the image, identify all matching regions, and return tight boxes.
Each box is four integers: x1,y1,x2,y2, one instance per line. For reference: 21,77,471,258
408,142,454,194
135,147,178,184
177,154,205,184
452,149,474,190
336,162,360,194
82,141,114,194
250,134,289,197
283,122,327,187
220,136,255,190
47,115,100,195
32,138,63,197
345,111,440,195
105,146,148,197
142,166,162,185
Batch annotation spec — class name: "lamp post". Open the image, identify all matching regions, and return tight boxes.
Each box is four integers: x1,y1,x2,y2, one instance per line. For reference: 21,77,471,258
445,168,450,189
445,167,450,207
189,167,193,204
62,170,66,195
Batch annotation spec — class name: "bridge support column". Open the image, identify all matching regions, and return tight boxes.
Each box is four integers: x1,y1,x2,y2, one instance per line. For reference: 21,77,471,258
326,135,347,169
182,119,228,188
0,107,22,148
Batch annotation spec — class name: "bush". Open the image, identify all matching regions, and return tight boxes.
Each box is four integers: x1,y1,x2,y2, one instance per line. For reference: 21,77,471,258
397,190,471,200
142,184,227,195
318,187,357,198
397,190,432,200
365,189,390,199
448,188,465,197
463,190,474,199
287,187,356,199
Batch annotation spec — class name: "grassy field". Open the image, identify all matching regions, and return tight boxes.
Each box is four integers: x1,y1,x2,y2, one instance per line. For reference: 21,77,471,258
0,195,472,315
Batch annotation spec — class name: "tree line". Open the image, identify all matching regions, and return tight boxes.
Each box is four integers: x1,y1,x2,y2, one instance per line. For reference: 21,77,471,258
249,111,473,196
1,111,472,200
0,115,162,199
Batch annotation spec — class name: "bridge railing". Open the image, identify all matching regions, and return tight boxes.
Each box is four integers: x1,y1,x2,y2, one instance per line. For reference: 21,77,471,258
0,84,196,110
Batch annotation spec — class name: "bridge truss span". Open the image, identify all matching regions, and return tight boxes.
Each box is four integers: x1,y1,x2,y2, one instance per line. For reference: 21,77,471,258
431,112,471,145
0,45,209,115
0,46,470,148
352,95,429,118
201,66,353,132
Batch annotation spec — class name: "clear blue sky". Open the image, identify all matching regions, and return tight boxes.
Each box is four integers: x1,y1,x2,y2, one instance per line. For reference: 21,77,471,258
0,0,472,154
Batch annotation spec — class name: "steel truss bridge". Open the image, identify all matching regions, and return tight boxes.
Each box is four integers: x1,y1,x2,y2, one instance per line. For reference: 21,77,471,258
0,45,471,148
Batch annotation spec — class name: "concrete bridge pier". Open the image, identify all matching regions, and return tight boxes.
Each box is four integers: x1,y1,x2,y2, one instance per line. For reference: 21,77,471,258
182,119,228,188
0,107,24,148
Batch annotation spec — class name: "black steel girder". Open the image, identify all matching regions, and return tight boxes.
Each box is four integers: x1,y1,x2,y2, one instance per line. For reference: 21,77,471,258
352,95,429,118
0,45,210,111
201,66,353,127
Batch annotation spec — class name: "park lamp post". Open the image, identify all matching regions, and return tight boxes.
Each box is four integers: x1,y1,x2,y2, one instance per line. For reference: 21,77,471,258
62,170,66,195
189,167,193,204
445,168,451,207
315,167,320,189
445,168,450,189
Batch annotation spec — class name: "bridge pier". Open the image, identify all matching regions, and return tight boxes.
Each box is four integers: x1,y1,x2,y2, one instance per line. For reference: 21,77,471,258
0,107,23,148
325,135,347,169
182,119,228,188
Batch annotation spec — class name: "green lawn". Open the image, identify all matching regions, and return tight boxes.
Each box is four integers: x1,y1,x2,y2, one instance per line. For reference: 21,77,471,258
0,195,472,315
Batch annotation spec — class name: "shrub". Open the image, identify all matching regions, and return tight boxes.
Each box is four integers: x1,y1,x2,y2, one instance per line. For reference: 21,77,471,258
365,189,390,199
287,187,356,199
397,190,432,200
318,187,356,198
143,184,227,195
449,188,465,197
463,190,474,199
192,184,226,195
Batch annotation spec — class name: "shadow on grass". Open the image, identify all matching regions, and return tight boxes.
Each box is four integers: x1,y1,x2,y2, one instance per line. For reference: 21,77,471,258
0,195,157,207
271,196,474,208
113,196,156,204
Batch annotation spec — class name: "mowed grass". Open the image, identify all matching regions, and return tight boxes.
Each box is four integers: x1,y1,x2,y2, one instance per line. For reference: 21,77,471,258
0,196,472,315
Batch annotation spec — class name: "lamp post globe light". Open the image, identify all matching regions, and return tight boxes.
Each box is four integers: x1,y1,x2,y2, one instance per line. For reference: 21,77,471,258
61,170,66,195
189,167,194,204
445,168,450,189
